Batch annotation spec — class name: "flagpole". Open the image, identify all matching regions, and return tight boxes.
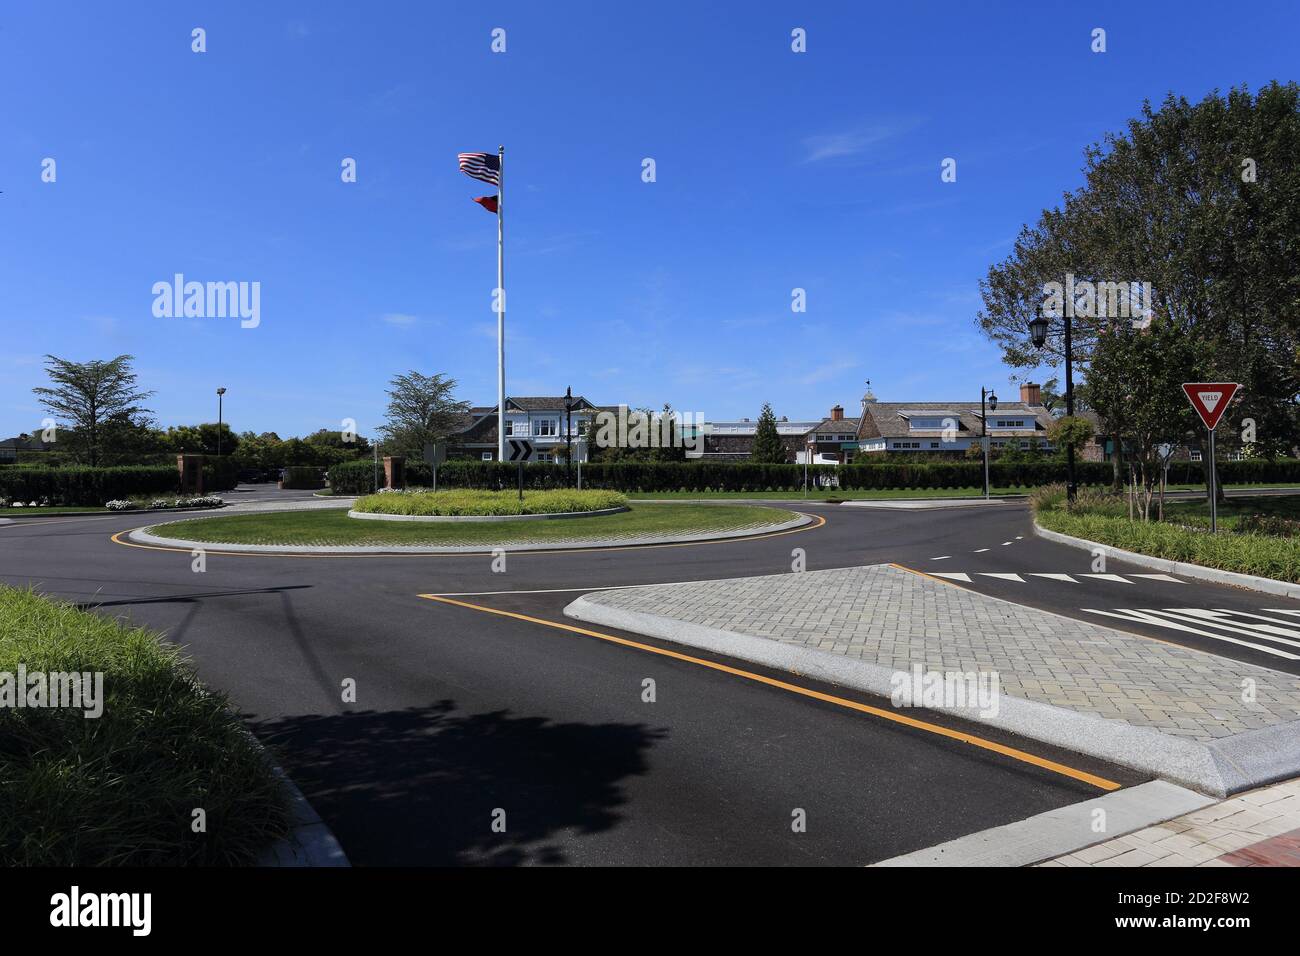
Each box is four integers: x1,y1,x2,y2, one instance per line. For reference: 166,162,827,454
497,145,506,463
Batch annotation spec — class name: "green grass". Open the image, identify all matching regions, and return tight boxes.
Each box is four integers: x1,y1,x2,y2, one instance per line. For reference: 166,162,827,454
1033,488,1300,584
0,587,290,865
354,488,627,516
152,502,798,546
1164,493,1300,528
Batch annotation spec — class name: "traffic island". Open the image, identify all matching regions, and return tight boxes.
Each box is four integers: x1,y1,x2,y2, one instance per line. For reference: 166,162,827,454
563,564,1300,798
124,502,814,554
347,488,630,522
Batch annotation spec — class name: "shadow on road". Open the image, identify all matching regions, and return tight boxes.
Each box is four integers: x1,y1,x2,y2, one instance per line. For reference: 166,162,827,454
254,700,666,866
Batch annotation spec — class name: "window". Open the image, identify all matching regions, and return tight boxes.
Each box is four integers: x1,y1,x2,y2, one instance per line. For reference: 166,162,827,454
504,420,521,436
481,451,493,460
816,434,832,442
1190,449,1202,462
536,452,555,463
535,419,558,437
930,442,939,449
837,434,853,441
993,419,1026,429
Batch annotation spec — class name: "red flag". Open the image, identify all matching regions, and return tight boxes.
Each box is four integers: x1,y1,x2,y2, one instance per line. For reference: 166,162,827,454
471,195,498,214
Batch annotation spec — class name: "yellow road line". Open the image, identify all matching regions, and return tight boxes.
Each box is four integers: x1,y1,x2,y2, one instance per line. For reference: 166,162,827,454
108,513,826,559
417,593,1122,792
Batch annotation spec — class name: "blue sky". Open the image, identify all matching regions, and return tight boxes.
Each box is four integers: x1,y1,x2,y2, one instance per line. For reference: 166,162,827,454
3,1,1297,438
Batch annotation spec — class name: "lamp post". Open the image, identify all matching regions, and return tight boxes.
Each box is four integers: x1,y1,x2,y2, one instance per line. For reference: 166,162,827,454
564,386,574,488
216,387,226,457
1029,312,1076,504
980,388,998,499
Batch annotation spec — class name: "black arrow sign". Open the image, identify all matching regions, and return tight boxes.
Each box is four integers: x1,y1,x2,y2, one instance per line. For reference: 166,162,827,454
507,438,533,462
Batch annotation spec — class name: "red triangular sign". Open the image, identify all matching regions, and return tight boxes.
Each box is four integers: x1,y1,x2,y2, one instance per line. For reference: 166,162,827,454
1182,382,1240,430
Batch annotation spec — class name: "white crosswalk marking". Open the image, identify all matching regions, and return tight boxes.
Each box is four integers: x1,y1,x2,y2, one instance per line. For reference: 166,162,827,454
1145,609,1300,650
979,572,1025,582
973,548,989,553
1081,573,1132,583
930,556,951,561
1131,573,1183,583
1081,608,1300,660
1030,573,1078,582
932,572,972,582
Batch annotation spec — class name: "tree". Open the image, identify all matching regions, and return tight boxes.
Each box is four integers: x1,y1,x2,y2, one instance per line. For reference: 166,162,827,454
1047,416,1096,467
977,83,1300,490
750,403,786,463
1088,317,1201,519
379,371,469,458
32,354,154,466
166,423,240,458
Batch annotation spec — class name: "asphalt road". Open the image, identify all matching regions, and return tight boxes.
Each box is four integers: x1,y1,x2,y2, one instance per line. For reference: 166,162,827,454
3,488,1296,865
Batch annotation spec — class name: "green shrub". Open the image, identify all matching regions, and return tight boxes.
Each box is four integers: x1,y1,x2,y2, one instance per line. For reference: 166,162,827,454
0,587,290,864
352,488,627,516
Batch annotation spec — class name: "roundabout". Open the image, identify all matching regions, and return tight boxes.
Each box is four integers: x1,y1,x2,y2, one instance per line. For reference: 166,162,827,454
122,501,815,554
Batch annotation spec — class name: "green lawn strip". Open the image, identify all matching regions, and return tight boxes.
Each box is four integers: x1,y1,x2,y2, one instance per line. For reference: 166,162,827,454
1035,505,1300,584
151,503,797,546
0,587,291,865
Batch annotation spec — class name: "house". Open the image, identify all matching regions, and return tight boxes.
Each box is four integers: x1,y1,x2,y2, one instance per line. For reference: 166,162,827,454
0,434,56,463
699,417,821,461
855,384,1058,458
446,396,611,462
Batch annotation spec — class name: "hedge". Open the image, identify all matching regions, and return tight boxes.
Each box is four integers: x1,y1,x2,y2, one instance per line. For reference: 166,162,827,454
325,458,1300,495
0,461,237,505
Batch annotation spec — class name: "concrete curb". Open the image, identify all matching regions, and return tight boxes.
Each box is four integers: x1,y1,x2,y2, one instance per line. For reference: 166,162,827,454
561,594,1300,798
235,729,348,867
1033,520,1300,600
872,780,1215,867
126,512,813,555
346,505,630,523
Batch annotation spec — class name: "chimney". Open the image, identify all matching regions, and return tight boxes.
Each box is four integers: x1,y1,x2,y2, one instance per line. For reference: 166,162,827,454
1020,383,1042,406
830,404,844,421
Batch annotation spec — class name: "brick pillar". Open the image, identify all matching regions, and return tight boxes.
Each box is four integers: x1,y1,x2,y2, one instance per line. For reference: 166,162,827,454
383,456,405,490
177,454,205,494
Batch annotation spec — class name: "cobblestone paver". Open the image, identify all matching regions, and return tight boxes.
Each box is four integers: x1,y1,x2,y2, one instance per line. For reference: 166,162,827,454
1040,776,1300,867
577,564,1300,740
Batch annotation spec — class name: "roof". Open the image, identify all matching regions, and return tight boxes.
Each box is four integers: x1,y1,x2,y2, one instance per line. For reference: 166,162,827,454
861,401,1052,439
448,396,608,436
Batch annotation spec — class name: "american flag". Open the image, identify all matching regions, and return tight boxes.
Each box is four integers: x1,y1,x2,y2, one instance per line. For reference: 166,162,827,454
458,151,501,187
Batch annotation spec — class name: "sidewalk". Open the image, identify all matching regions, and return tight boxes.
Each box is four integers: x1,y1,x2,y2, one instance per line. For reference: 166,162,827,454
1040,776,1300,867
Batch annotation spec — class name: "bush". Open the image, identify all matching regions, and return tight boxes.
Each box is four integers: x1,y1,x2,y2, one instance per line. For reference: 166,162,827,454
0,466,180,505
352,488,627,517
0,587,290,864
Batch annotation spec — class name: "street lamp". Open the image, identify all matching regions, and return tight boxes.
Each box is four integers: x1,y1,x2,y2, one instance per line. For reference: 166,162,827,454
564,386,574,487
216,387,227,457
1028,310,1076,503
981,388,998,499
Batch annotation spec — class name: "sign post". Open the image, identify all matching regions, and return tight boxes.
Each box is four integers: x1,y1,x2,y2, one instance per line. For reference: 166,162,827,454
1182,382,1241,534
507,438,534,502
423,442,447,493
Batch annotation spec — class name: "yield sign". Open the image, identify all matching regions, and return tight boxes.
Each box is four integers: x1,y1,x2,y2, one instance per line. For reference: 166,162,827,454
1182,382,1241,430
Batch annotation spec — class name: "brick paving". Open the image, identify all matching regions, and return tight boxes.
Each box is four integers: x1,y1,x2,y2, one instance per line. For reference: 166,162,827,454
574,564,1300,741
1040,776,1300,867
